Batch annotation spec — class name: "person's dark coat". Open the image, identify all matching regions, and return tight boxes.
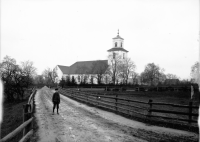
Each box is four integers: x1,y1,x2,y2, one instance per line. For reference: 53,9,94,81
52,92,60,104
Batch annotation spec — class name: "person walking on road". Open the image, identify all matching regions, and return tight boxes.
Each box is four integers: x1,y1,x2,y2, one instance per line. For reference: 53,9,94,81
52,88,60,114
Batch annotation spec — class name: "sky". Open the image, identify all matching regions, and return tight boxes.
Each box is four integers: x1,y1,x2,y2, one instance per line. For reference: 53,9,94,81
1,0,199,80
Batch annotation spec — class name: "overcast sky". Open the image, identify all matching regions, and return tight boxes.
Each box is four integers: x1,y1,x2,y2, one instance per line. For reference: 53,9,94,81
1,0,199,79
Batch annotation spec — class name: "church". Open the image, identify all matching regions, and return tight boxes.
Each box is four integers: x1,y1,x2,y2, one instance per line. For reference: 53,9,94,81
53,31,129,84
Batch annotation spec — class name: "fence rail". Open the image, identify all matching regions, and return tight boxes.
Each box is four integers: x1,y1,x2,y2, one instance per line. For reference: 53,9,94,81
59,88,199,125
0,88,37,142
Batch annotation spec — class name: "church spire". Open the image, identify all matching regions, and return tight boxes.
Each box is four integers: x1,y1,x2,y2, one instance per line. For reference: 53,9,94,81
118,29,119,35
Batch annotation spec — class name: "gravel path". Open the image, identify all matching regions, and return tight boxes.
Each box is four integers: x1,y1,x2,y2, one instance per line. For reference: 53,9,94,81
32,87,198,142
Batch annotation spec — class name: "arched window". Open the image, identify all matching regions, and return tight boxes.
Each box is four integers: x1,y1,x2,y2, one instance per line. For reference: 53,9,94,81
123,53,125,59
121,42,123,47
115,42,117,47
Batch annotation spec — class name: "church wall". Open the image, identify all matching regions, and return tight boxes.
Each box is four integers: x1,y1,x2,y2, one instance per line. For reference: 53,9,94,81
108,50,127,64
62,74,68,80
67,74,99,84
57,72,111,85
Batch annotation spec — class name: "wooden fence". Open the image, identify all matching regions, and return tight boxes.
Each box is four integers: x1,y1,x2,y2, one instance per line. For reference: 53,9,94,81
59,88,199,125
0,88,37,142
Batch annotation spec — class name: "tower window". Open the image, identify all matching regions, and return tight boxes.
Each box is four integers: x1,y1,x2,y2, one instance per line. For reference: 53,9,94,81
121,43,123,47
115,42,117,47
113,52,115,59
123,53,125,59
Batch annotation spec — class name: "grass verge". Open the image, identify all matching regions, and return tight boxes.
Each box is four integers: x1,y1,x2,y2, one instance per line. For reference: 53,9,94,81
1,99,29,142
0,90,34,142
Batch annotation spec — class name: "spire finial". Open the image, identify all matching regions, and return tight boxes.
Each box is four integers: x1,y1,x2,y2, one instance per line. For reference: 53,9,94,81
118,29,119,35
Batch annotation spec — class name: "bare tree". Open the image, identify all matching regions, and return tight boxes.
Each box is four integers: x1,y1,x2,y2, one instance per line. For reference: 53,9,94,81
20,60,37,88
0,55,17,78
130,72,139,85
107,53,122,85
0,57,19,101
42,68,55,86
119,58,136,85
90,60,108,84
34,75,45,86
158,72,166,84
141,63,164,86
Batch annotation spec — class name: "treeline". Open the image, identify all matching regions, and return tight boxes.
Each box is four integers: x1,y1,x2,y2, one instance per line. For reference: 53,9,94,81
58,74,199,92
1,55,198,102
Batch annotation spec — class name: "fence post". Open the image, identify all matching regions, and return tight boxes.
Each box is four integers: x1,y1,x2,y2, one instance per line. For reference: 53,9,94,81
96,94,99,106
188,101,193,124
31,99,34,130
147,99,153,121
23,104,27,136
115,94,118,113
86,93,88,103
128,100,130,116
23,104,32,137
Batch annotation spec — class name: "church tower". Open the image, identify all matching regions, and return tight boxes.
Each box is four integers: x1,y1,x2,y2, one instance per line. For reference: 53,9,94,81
107,30,129,64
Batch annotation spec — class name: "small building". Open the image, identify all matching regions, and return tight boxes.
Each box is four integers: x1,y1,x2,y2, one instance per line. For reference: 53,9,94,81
164,79,180,85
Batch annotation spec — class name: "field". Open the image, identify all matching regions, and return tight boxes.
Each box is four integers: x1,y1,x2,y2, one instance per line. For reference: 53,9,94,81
61,87,199,132
78,88,199,105
1,89,32,142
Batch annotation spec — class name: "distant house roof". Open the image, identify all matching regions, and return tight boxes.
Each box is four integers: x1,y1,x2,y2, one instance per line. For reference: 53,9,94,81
112,35,124,40
164,79,180,85
58,60,108,75
107,47,129,52
57,65,70,74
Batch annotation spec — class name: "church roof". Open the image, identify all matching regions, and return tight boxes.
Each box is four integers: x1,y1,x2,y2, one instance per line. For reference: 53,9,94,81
58,60,108,74
113,35,124,40
57,65,70,74
107,47,129,52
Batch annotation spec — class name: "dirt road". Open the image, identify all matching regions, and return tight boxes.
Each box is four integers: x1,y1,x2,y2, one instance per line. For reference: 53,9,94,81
32,87,198,142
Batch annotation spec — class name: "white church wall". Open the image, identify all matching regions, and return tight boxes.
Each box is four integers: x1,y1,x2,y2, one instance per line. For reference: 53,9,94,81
108,51,127,61
118,51,127,59
69,74,78,83
68,74,99,84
